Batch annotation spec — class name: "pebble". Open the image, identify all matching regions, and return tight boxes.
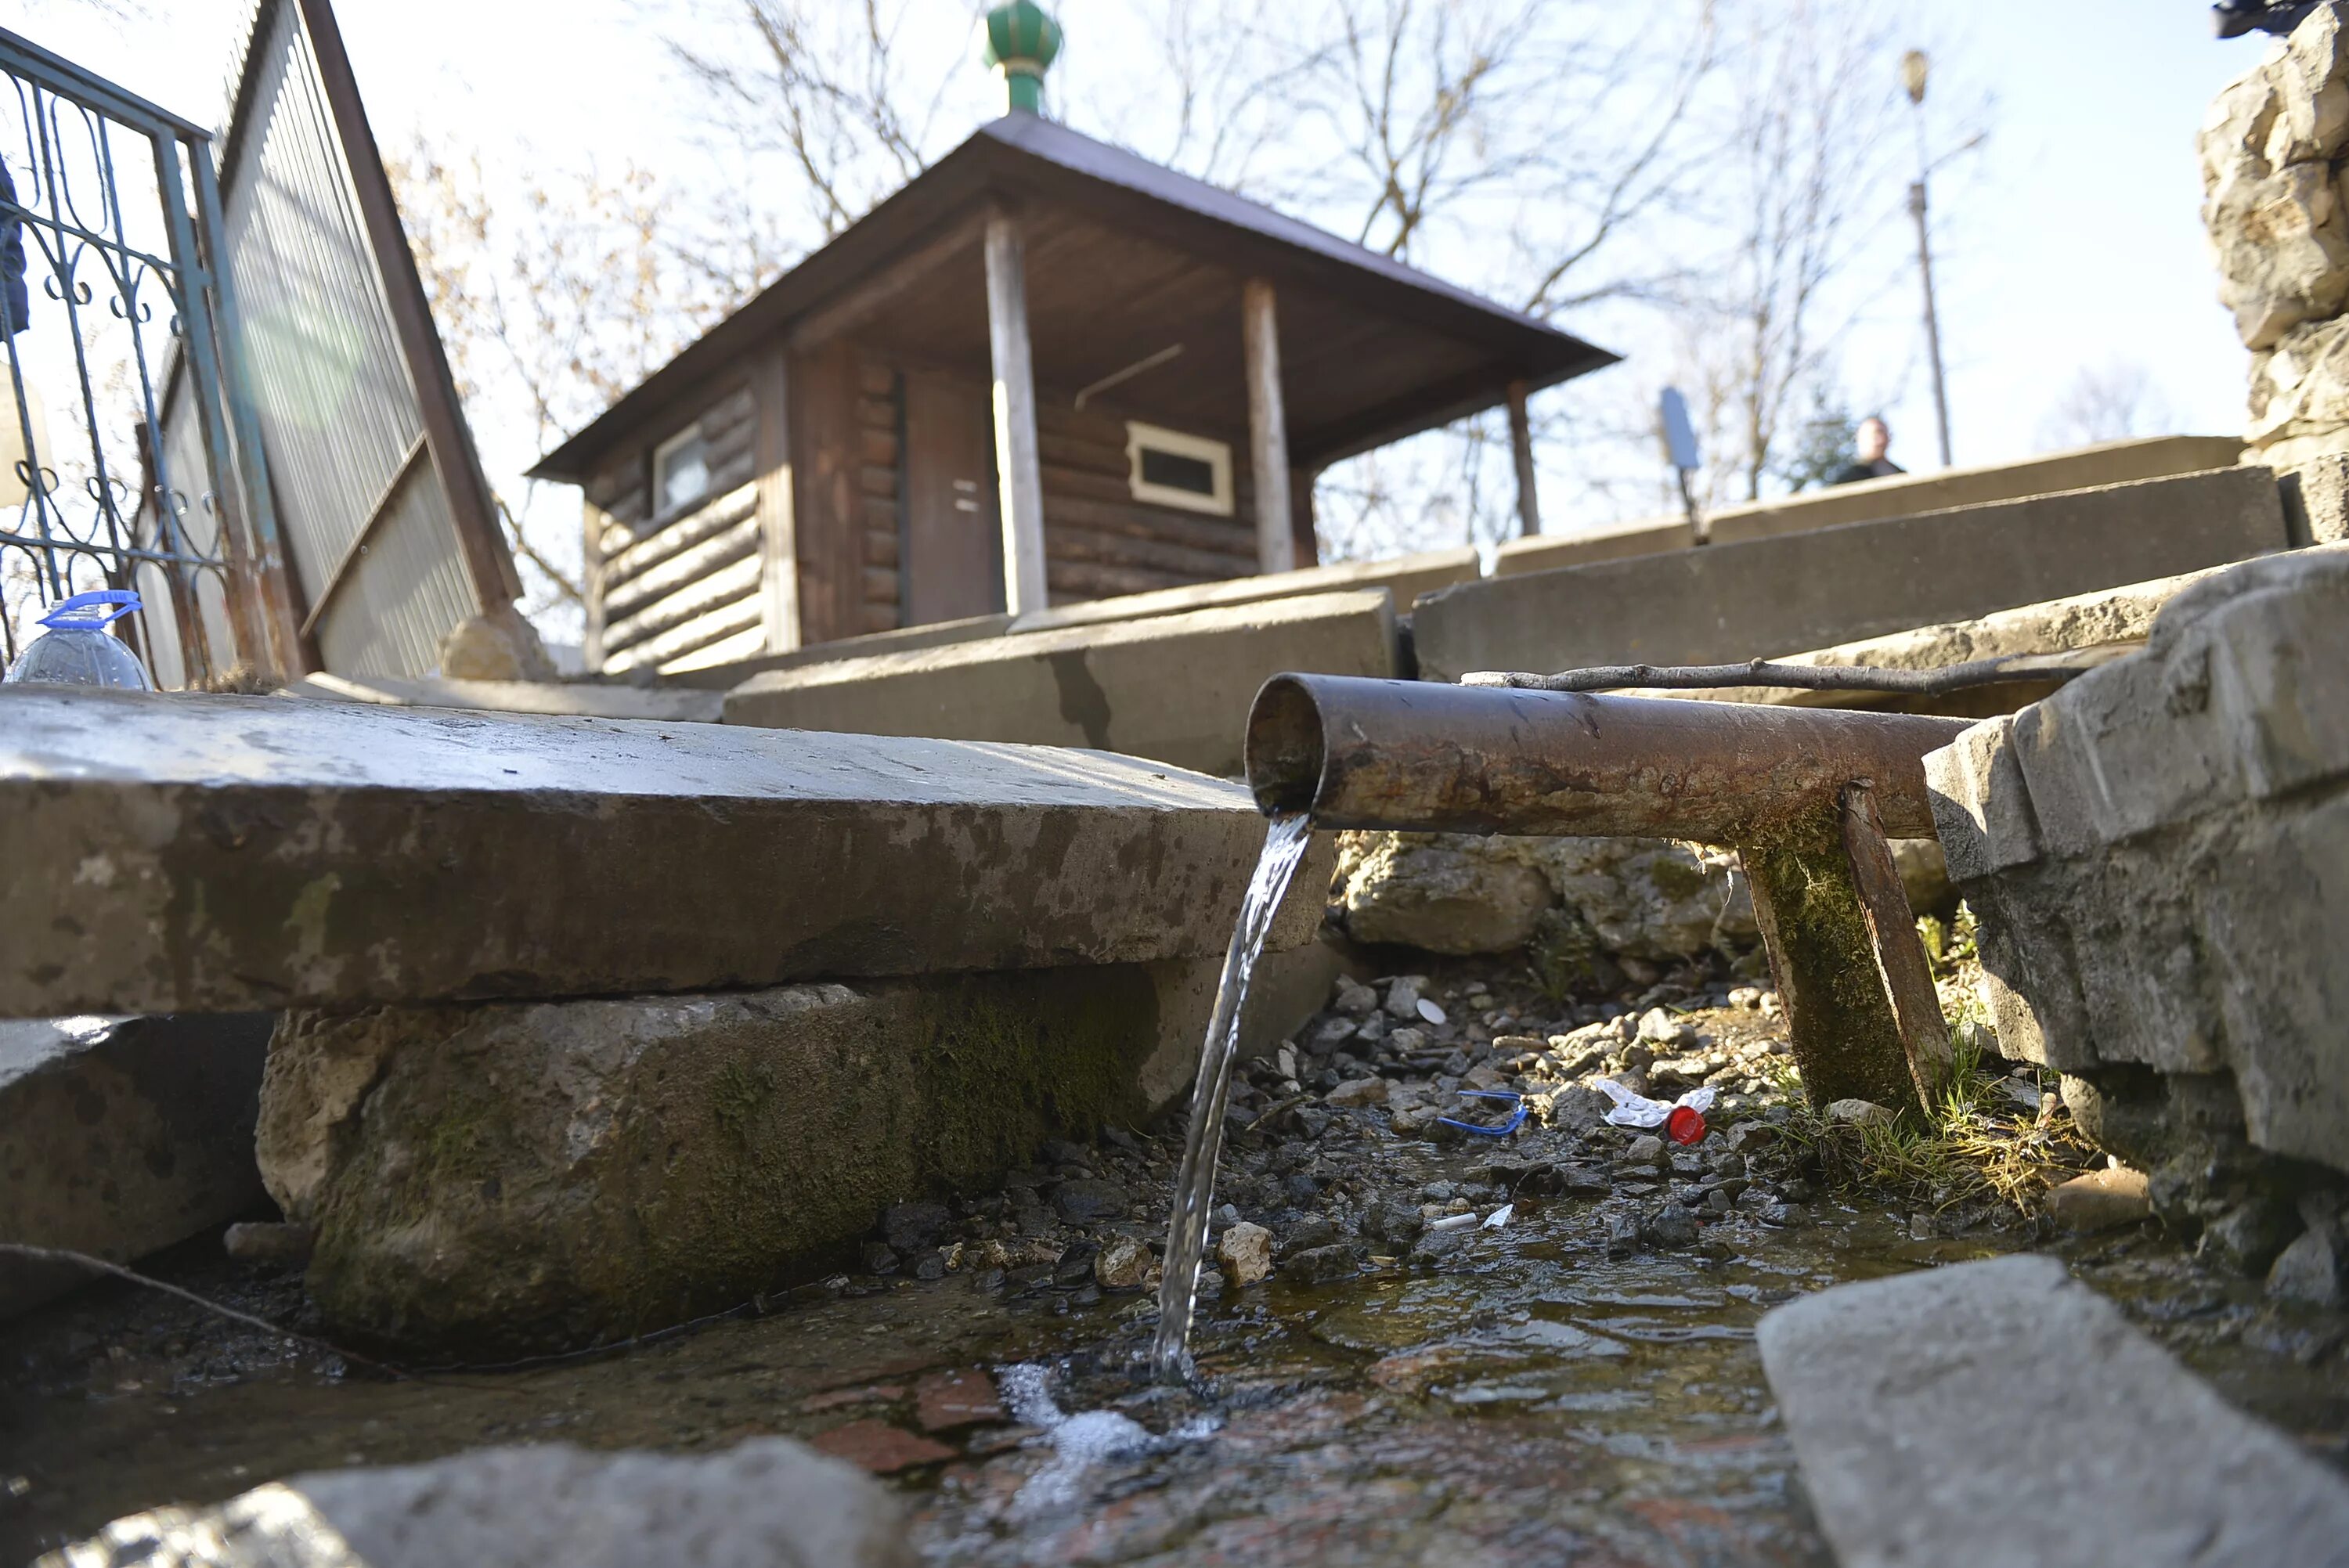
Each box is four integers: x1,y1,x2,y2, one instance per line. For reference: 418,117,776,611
1333,979,1379,1016
1637,1007,1695,1047
1647,1204,1700,1247
1051,1179,1131,1223
1093,1235,1153,1291
1384,977,1427,1019
1622,1134,1666,1166
1824,1099,1895,1129
2049,1166,2152,1234
1217,1221,1274,1286
1326,1076,1389,1109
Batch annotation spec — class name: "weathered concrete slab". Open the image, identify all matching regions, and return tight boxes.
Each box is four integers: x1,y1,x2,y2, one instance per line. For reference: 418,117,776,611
264,957,1232,1355
45,1438,910,1568
1417,467,2289,683
1012,548,1478,630
1758,1254,2349,1568
1492,517,1692,576
725,589,1396,777
1496,434,2247,577
0,689,1327,1018
1632,564,2231,716
662,550,1467,690
288,672,726,723
2,1014,272,1318
1925,545,2349,1173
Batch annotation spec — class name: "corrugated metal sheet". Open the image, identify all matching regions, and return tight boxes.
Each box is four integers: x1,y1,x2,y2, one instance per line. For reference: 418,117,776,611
216,0,476,676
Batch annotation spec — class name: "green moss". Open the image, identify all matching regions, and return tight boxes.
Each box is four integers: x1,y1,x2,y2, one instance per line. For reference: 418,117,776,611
1646,856,1709,900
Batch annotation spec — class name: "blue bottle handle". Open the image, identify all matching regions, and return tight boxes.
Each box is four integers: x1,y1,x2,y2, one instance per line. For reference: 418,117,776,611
39,589,140,628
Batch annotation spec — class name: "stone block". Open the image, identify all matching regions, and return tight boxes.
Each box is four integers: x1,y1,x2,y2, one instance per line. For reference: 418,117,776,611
1009,548,1477,629
0,688,1325,1018
1926,548,2349,1170
1413,467,2286,683
263,960,1225,1357
289,672,726,723
725,589,1396,777
1495,438,2245,581
43,1438,909,1567
1757,1254,2349,1568
2049,1165,2152,1232
1,1014,272,1319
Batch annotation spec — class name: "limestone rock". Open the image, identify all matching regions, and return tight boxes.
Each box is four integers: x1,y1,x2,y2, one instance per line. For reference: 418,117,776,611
1093,1235,1153,1291
2206,160,2349,350
265,968,1207,1358
3,1014,272,1319
1325,1076,1389,1109
1216,1220,1273,1286
1281,1242,1358,1285
1328,830,1754,960
2049,1165,2153,1233
1824,1099,1895,1129
438,605,558,683
2268,1223,2349,1307
46,1438,910,1568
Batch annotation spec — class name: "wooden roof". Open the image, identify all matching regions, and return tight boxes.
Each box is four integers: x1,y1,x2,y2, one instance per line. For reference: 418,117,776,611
532,114,1618,483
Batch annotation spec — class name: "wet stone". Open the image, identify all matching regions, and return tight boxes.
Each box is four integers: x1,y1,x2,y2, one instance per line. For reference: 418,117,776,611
2268,1225,2349,1308
913,1368,1002,1433
2200,1195,2304,1277
1621,1135,1666,1167
1283,1244,1360,1285
810,1419,957,1475
861,1242,900,1276
1647,1204,1701,1248
1217,1221,1273,1286
1049,1179,1130,1224
882,1201,952,1253
1093,1235,1153,1291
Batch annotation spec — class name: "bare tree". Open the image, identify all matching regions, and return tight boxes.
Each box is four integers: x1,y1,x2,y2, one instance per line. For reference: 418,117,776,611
2037,360,2174,451
662,0,976,242
387,142,788,623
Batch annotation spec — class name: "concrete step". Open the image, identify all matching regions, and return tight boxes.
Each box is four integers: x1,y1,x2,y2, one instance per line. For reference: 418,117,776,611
2,1014,272,1317
1416,466,2289,684
1757,1253,2349,1568
1494,434,2248,577
723,589,1396,777
0,688,1326,1018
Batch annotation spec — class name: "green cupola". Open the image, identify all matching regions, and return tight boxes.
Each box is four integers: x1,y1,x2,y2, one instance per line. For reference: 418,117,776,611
983,2,1062,115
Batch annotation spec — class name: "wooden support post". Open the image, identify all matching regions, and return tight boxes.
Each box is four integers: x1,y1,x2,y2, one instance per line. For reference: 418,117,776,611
1740,803,1924,1114
1840,781,1957,1105
1243,279,1297,575
752,346,801,654
1506,379,1540,537
580,496,608,672
1289,464,1320,569
983,210,1048,614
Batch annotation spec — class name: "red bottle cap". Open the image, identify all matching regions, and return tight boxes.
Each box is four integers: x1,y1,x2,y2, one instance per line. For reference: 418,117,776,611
1665,1105,1708,1146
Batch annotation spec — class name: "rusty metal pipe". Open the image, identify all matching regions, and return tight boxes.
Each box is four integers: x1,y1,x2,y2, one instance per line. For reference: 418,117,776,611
1245,673,1971,843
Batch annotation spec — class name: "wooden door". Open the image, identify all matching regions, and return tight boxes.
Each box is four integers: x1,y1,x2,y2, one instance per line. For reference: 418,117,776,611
901,370,1003,625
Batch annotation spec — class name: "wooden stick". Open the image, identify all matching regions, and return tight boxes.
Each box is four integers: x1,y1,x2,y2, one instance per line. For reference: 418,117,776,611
1840,781,1958,1105
1460,650,2123,697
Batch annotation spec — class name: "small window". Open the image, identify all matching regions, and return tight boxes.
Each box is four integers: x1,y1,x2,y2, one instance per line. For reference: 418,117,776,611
1125,421,1232,516
652,423,712,517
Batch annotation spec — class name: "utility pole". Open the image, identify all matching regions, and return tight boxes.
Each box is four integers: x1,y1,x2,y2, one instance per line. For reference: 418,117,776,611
1903,50,1954,469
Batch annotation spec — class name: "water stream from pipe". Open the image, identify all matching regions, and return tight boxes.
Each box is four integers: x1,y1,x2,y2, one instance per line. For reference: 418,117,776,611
1151,809,1316,1382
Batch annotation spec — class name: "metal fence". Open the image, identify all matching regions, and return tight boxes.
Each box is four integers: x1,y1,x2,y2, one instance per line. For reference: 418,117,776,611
0,27,292,687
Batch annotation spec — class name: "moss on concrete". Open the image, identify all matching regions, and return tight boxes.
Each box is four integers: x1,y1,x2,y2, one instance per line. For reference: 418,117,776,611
287,964,1195,1361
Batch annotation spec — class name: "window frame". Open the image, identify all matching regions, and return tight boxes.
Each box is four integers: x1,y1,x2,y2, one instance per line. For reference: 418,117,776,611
650,420,713,521
1124,420,1234,517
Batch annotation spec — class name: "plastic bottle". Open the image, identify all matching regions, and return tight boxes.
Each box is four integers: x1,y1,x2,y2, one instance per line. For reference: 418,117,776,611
4,589,153,690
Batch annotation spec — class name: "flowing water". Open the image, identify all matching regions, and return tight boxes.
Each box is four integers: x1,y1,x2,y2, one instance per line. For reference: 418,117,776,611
1151,809,1317,1382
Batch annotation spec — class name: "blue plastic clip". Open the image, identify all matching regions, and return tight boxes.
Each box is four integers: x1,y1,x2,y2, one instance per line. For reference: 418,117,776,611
38,589,140,628
1436,1089,1526,1137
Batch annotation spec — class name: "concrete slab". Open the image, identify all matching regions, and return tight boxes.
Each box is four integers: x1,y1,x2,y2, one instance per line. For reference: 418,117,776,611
0,689,1328,1018
2,1014,272,1317
1415,467,2289,683
288,672,725,723
1757,1254,2349,1568
1492,517,1692,576
724,589,1396,777
661,550,1469,690
1495,435,2247,578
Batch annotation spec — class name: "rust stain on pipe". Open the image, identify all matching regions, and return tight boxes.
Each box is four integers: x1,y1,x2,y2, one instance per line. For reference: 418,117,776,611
1246,673,1970,844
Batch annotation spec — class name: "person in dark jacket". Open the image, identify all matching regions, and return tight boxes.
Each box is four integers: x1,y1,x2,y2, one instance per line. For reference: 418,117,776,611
0,161,27,337
1831,416,1903,486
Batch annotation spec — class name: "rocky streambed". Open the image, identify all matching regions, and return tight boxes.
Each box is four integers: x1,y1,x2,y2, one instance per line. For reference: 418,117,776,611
8,960,2349,1565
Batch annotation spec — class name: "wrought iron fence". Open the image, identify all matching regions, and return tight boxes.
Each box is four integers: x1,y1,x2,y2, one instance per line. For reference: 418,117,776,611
0,27,287,687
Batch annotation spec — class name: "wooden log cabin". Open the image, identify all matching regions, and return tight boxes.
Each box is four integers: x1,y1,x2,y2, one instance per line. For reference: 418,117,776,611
529,21,1615,677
